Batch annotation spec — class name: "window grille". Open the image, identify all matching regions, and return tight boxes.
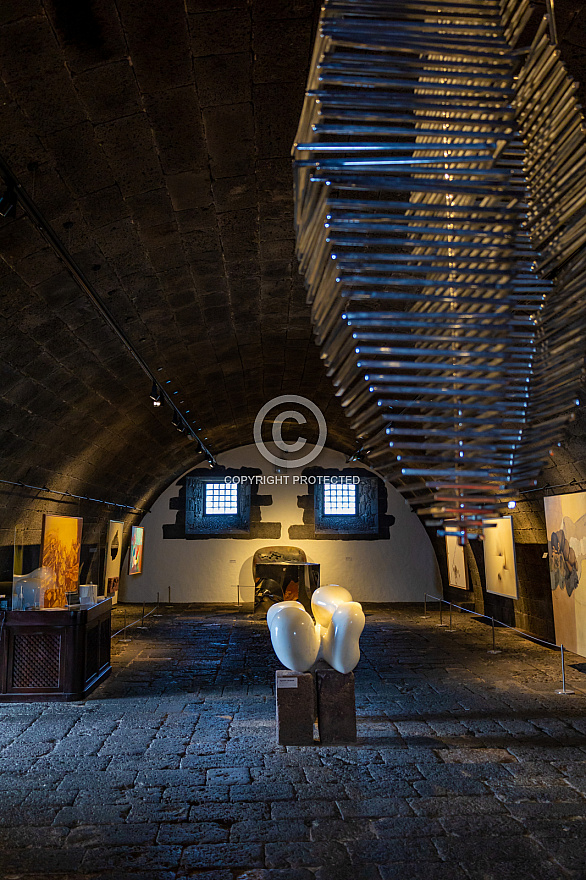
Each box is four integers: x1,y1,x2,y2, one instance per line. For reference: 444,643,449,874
205,482,238,515
323,483,356,516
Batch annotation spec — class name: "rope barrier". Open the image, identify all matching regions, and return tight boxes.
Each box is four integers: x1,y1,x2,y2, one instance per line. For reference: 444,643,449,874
111,602,158,640
423,593,579,695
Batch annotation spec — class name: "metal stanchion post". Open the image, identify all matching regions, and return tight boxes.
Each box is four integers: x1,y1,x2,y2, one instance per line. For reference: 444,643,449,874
487,616,501,654
555,644,575,695
446,602,456,632
120,606,132,643
437,599,446,627
168,585,171,605
154,590,163,617
421,593,429,619
136,600,147,629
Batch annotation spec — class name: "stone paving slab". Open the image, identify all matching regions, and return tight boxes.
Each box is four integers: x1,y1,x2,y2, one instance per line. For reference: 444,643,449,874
0,603,586,878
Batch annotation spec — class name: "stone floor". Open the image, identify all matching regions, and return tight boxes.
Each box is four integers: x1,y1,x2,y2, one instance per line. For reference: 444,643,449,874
1,603,586,880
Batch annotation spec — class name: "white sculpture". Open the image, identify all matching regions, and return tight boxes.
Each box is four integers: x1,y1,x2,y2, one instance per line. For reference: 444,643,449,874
311,584,352,627
268,602,320,672
267,584,365,675
320,600,365,674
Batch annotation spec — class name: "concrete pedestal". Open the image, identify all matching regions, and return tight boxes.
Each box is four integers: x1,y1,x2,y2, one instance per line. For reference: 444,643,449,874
275,669,315,745
316,667,356,744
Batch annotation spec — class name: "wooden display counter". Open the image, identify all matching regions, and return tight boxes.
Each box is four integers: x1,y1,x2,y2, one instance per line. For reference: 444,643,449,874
0,598,112,702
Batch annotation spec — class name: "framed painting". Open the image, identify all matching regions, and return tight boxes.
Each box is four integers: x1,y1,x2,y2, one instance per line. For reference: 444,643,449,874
105,521,123,595
445,527,468,589
483,516,518,598
40,514,83,608
544,492,586,655
129,525,144,575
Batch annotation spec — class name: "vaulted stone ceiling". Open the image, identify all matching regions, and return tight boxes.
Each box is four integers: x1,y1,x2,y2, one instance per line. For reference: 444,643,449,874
0,0,357,533
0,0,584,538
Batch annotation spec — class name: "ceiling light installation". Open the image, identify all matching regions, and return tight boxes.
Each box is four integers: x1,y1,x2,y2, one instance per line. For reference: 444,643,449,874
292,0,586,541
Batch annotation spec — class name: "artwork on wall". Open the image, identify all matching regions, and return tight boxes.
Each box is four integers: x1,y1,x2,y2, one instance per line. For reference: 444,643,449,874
105,521,123,595
129,525,144,575
482,516,518,598
544,492,586,656
40,514,83,608
445,527,468,589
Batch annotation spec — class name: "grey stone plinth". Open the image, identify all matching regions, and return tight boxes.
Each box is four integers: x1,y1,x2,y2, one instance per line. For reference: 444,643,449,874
275,670,315,746
316,667,356,744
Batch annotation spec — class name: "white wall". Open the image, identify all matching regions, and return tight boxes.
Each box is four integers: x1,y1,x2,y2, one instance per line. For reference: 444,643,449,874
119,445,441,604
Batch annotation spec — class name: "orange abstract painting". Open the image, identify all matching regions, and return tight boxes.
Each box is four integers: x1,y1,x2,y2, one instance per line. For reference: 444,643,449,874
40,514,83,608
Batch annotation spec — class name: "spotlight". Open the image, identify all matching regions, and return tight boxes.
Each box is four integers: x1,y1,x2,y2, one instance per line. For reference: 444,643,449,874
172,411,185,433
507,500,516,509
150,380,162,407
0,185,17,218
202,446,216,468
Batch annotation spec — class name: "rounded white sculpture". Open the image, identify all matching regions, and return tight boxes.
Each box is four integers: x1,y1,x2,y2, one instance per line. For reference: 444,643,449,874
321,601,365,674
266,600,304,630
311,584,352,627
268,603,320,672
267,585,364,675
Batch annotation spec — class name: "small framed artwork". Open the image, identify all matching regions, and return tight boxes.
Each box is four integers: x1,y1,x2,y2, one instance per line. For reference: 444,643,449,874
129,525,144,575
483,516,518,598
445,526,468,589
105,520,123,595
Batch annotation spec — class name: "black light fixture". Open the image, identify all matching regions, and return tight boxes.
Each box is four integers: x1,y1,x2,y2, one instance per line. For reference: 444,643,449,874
150,380,162,407
172,411,185,433
0,185,17,218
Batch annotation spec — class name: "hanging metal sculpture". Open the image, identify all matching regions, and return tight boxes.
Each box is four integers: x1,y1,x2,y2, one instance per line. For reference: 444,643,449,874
293,0,586,541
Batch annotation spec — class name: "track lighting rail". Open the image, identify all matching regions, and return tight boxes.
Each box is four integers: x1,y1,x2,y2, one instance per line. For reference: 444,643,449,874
0,478,149,513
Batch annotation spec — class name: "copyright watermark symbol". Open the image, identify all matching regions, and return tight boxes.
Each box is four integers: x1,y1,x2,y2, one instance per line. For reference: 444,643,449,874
254,395,327,468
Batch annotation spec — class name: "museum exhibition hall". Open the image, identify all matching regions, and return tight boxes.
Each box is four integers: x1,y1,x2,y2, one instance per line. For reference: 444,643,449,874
2,0,586,877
